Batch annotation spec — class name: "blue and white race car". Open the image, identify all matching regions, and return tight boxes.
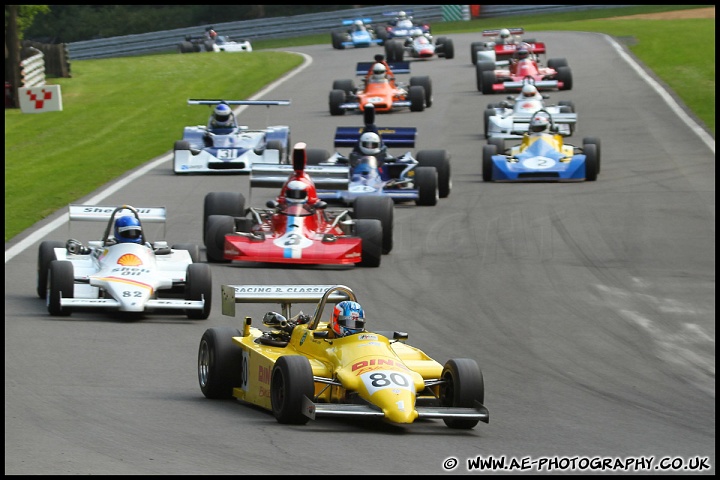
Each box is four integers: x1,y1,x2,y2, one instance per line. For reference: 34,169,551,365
248,105,450,207
173,99,291,174
331,18,383,49
485,83,577,139
482,109,600,182
308,104,450,205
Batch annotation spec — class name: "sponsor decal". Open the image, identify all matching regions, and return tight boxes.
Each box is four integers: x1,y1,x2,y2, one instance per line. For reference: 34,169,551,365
116,254,143,266
258,365,271,385
111,266,150,275
233,286,333,294
358,334,378,341
79,207,155,214
352,358,410,372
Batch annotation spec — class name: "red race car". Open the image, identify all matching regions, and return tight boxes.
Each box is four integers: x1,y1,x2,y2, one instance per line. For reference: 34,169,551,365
470,28,546,65
476,42,572,94
203,143,394,267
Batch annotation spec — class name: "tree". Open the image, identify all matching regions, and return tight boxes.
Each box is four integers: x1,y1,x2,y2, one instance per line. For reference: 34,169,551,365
5,5,50,108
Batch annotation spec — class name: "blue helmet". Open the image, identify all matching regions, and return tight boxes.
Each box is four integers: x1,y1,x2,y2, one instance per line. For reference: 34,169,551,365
114,216,143,244
330,301,365,337
212,103,233,128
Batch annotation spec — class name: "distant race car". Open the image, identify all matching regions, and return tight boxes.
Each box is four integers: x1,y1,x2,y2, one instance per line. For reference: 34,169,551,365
469,28,544,65
329,55,432,115
37,205,211,319
476,42,572,94
307,103,452,205
173,99,291,174
376,10,430,43
375,11,453,62
384,32,454,62
484,84,577,139
203,143,395,266
198,283,490,429
482,109,600,182
331,18,383,49
178,33,252,53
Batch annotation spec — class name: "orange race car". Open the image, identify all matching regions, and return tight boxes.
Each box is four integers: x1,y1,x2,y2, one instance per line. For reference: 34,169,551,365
329,54,432,115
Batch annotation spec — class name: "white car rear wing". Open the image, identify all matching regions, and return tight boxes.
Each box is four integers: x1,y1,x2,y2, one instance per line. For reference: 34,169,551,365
68,205,166,223
221,284,354,326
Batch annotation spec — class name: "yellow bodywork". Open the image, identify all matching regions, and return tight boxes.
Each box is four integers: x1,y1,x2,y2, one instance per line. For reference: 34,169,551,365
513,133,574,161
231,321,443,423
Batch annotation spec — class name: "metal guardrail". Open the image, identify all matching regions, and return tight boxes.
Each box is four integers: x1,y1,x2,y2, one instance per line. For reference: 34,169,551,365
66,5,630,60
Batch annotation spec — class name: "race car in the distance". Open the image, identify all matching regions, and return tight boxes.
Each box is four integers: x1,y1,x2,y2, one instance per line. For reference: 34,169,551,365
469,27,543,65
37,205,211,319
178,29,252,53
384,33,454,62
203,143,394,267
484,83,577,139
329,54,432,115
482,109,600,182
331,18,383,49
198,283,490,429
476,42,571,94
173,99,291,174
375,10,430,43
376,10,453,61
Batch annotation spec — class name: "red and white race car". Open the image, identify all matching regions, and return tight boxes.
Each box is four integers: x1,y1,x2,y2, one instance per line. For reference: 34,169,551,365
476,42,572,94
470,28,546,65
202,143,394,267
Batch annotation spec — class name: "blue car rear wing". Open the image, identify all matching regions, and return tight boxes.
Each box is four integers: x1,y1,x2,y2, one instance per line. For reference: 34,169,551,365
343,18,372,25
355,62,410,76
334,126,416,149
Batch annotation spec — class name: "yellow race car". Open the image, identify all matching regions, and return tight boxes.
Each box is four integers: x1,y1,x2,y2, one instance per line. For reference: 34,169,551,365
198,284,489,429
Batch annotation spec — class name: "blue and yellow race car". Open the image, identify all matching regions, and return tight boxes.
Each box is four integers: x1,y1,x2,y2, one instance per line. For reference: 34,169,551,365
482,109,600,182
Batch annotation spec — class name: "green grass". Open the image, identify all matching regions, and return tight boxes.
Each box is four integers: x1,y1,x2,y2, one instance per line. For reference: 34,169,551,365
4,5,714,242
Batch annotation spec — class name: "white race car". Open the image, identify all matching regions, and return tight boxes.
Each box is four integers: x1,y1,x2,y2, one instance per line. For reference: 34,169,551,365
484,87,577,139
37,205,212,319
211,35,252,52
173,99,291,174
178,34,252,53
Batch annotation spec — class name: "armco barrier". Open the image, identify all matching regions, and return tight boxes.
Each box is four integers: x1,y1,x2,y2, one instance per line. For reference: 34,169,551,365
65,5,629,60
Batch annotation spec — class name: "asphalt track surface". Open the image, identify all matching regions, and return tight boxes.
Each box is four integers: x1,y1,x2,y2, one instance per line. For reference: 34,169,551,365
5,32,715,475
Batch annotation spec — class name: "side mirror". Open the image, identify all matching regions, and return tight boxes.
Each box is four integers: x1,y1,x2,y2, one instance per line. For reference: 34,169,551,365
263,312,287,328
